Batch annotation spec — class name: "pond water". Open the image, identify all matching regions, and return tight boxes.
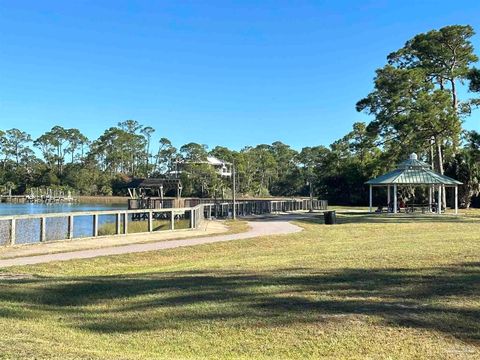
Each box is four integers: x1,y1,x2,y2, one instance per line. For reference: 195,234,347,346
0,202,189,245
0,203,128,244
0,202,126,216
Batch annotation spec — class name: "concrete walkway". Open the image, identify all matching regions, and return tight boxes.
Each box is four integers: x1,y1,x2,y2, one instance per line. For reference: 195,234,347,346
0,220,228,260
0,216,303,268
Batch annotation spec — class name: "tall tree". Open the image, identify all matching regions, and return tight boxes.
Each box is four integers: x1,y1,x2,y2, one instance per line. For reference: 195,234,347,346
445,131,480,208
34,133,56,168
90,127,142,175
357,66,460,167
141,126,155,175
153,137,178,176
468,67,480,108
180,143,208,162
50,126,70,173
268,141,300,195
65,129,88,163
4,128,32,165
388,25,478,112
298,146,330,204
118,120,142,134
357,26,478,206
34,126,84,174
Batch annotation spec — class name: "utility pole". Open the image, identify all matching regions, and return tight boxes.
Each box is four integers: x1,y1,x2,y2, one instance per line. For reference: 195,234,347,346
232,161,236,220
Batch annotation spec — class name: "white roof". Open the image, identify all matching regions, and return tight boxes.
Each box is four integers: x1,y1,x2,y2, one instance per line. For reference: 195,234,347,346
206,156,226,166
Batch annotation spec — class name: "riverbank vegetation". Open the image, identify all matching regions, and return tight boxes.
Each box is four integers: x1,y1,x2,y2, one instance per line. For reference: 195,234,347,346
1,212,479,359
1,25,480,207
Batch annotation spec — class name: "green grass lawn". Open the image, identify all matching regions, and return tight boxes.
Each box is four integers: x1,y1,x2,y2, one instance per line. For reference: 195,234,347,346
0,211,479,359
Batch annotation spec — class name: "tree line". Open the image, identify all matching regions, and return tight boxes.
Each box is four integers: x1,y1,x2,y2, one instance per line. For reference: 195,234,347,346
1,25,480,207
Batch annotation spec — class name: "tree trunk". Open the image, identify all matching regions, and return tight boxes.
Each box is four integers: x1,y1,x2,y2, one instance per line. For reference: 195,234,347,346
57,146,62,174
430,140,435,170
436,139,444,175
146,140,150,176
436,140,447,208
450,79,458,112
154,153,159,173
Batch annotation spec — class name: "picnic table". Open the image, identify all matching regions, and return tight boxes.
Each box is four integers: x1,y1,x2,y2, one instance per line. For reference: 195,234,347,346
377,203,443,214
404,203,444,213
403,203,428,213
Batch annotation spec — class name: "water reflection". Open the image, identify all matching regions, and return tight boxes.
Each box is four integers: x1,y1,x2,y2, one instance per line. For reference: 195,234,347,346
0,203,126,216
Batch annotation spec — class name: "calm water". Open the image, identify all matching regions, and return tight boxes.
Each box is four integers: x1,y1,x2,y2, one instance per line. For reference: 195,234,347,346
0,203,128,244
0,202,126,216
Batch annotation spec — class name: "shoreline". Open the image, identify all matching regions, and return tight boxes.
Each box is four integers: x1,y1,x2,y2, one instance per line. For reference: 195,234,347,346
76,196,129,204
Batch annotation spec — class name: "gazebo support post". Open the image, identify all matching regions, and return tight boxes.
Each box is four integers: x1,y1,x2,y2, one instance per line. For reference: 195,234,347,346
428,186,432,212
393,184,397,214
455,185,458,215
387,185,390,207
437,185,442,215
369,185,372,213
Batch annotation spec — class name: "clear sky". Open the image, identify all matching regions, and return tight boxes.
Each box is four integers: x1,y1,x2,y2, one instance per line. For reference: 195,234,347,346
1,0,479,151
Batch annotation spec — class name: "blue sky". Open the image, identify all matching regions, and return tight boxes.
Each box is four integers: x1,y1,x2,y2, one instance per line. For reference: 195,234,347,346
1,0,479,151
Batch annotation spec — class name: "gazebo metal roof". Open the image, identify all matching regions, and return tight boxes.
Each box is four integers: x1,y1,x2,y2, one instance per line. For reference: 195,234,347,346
366,153,461,215
366,153,462,186
397,157,431,170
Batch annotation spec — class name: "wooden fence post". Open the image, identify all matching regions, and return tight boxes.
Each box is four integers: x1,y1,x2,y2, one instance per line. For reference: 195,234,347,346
68,216,74,239
40,217,46,242
10,218,16,245
148,211,153,232
116,213,121,234
93,214,98,237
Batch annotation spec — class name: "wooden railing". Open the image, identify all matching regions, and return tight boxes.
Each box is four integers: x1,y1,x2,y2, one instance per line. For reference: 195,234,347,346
0,204,209,247
0,199,328,246
200,199,328,218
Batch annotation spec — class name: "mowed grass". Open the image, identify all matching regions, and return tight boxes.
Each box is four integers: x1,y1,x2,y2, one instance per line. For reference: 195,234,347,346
0,210,479,359
98,218,191,236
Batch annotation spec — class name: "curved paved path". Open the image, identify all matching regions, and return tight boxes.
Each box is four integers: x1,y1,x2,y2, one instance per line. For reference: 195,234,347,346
0,217,303,268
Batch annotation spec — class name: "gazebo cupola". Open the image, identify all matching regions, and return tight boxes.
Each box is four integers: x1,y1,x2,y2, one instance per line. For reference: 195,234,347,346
365,153,462,214
397,152,431,170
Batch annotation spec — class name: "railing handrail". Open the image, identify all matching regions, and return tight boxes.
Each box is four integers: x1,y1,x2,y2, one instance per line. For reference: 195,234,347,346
0,204,209,221
0,201,325,247
0,203,214,246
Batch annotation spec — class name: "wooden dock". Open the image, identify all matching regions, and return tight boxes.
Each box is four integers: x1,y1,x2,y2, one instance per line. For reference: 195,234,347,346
0,194,77,204
0,195,27,203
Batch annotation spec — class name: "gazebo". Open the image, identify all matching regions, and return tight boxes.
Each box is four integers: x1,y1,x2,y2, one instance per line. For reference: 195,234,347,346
366,153,462,215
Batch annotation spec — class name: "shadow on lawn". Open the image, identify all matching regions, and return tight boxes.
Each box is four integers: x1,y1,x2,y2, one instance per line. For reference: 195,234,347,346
0,263,479,342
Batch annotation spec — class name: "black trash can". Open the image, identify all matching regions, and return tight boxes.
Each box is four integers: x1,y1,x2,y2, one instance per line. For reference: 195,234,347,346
324,210,336,225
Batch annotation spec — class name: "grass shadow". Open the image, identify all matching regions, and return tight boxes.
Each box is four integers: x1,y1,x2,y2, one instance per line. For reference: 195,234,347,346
0,263,479,342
